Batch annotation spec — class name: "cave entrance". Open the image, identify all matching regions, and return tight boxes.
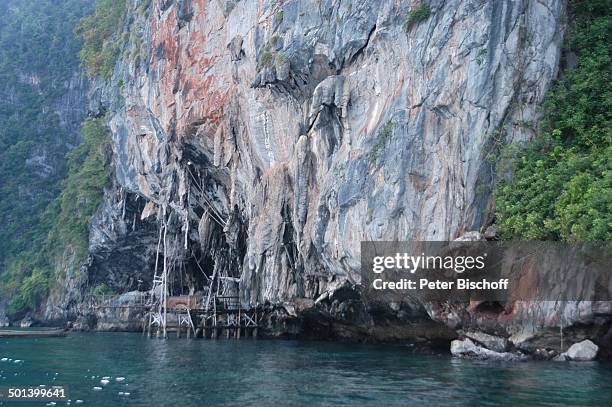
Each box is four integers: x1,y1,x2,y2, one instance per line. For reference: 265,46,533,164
143,143,253,338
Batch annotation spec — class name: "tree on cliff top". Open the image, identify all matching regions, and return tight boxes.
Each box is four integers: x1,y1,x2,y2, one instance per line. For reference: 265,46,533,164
75,0,127,79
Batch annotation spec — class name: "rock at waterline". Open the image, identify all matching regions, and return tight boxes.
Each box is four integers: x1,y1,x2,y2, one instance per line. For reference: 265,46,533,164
553,353,569,362
464,332,508,353
566,340,598,361
19,317,33,328
533,348,558,360
451,338,525,361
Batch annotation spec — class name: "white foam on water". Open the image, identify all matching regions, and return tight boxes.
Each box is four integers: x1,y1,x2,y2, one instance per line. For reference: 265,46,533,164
115,377,125,382
1,358,7,361
100,379,110,386
102,376,110,380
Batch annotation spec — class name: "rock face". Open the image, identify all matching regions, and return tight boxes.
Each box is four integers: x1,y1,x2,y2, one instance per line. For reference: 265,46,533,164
39,0,611,354
94,0,567,300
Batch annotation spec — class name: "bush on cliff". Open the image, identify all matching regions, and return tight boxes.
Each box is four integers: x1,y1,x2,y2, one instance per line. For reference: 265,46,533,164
46,118,112,261
402,4,431,31
494,1,611,241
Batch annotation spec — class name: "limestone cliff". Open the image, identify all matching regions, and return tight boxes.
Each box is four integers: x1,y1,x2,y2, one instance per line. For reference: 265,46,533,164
42,0,612,355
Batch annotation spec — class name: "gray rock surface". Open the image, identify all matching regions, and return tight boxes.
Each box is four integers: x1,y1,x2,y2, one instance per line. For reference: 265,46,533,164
19,317,33,328
566,340,599,361
451,338,525,361
99,0,566,305
464,331,508,353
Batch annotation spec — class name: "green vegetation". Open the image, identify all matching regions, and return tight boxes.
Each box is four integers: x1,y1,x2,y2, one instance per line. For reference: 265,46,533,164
75,0,127,79
48,118,112,261
1,255,49,316
258,49,274,68
1,119,111,314
0,0,93,275
258,39,291,70
0,1,125,317
476,48,487,65
493,1,611,241
402,4,431,31
369,121,394,163
275,10,284,24
0,119,112,315
92,283,114,296
513,119,534,129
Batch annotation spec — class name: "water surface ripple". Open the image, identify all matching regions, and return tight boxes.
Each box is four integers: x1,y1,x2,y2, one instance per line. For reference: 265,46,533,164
0,333,610,406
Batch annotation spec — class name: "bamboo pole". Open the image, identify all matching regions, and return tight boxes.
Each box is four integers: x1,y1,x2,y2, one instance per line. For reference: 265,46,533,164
162,209,168,339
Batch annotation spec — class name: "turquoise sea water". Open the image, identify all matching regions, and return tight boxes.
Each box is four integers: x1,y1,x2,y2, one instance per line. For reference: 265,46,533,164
0,333,611,406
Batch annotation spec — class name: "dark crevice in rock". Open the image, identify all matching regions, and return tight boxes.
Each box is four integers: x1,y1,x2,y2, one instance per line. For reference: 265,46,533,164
346,24,377,68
